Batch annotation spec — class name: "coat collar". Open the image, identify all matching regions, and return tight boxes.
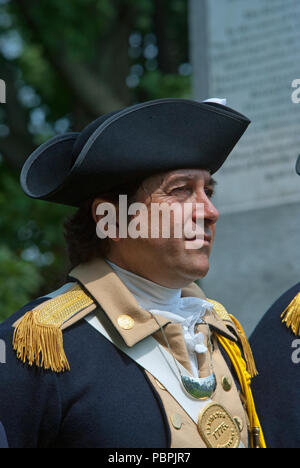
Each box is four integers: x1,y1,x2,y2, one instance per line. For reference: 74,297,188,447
70,257,237,347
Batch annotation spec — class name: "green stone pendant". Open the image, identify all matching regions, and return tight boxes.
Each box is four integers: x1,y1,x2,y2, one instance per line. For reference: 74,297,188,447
181,372,217,400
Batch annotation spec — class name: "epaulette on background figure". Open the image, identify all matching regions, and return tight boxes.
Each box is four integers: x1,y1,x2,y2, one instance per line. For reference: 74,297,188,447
12,284,96,373
281,291,300,336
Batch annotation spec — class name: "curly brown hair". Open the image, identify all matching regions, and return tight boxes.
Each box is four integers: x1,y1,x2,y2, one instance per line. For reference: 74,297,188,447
63,179,145,269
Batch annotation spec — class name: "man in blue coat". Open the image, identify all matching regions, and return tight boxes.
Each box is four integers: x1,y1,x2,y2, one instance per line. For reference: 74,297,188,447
250,155,300,449
0,98,265,448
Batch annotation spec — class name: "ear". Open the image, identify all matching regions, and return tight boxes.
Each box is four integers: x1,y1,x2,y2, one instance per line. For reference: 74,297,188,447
91,197,120,243
91,198,105,224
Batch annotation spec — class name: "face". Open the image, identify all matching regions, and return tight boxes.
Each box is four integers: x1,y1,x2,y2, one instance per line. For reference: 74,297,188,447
93,168,219,288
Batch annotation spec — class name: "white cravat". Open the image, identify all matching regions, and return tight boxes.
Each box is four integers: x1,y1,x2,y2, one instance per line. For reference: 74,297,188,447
105,259,213,377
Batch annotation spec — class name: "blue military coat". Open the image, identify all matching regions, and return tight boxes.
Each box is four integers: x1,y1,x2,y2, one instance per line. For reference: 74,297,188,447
250,283,300,448
0,258,256,448
0,296,171,448
0,421,8,448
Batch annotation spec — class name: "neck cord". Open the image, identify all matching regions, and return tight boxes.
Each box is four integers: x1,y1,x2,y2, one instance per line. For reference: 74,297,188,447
150,312,214,379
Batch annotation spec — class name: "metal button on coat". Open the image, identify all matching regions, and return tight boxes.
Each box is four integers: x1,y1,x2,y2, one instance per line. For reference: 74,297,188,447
117,314,135,330
171,413,182,430
221,375,232,392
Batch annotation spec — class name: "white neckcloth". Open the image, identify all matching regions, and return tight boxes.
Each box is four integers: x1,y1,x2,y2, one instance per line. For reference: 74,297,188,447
105,259,213,377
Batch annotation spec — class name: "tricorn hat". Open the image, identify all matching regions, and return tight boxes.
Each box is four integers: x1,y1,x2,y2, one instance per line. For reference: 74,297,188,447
20,98,251,207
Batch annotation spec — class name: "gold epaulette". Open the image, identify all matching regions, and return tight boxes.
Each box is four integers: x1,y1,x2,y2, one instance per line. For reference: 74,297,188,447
12,284,95,373
207,298,232,322
281,292,300,336
207,298,258,378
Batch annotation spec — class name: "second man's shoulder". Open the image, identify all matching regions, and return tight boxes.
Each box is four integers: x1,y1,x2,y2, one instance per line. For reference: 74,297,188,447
251,282,300,343
269,282,300,316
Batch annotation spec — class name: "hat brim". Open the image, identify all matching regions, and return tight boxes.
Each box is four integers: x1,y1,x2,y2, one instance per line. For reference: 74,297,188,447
21,98,250,207
21,133,79,200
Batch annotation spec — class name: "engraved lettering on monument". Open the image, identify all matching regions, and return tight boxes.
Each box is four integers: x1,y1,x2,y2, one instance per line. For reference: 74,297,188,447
206,0,300,212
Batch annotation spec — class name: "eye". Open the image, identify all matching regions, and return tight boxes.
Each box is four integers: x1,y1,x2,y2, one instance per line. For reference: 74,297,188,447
205,188,215,199
169,185,192,195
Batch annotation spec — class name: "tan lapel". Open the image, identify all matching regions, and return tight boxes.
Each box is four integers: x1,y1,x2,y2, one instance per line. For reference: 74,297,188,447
70,258,171,347
69,258,237,374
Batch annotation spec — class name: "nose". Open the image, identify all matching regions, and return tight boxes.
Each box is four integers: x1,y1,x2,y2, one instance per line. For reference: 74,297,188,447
204,197,219,225
192,191,219,225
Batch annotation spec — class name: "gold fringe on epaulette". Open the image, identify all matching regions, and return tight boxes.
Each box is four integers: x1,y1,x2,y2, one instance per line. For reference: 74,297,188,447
13,310,70,373
12,284,95,372
229,314,258,378
281,292,300,336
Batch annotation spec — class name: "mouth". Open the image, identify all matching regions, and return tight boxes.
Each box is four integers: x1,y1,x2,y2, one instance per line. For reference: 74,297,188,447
184,232,211,250
184,232,211,243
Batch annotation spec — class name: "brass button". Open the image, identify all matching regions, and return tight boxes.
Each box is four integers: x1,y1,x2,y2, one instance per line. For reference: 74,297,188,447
171,413,182,430
221,375,232,392
117,314,135,330
233,416,244,433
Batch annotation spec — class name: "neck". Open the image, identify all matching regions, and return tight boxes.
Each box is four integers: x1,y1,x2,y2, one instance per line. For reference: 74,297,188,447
105,258,182,310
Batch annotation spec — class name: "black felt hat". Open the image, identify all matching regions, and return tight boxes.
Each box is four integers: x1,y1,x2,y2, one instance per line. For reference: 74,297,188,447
20,98,251,207
296,155,300,175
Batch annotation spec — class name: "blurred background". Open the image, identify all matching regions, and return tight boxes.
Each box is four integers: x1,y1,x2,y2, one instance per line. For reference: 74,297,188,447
0,0,191,321
1,0,300,335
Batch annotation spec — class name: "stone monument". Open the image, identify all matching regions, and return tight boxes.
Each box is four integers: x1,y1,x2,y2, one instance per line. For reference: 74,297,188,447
189,0,300,335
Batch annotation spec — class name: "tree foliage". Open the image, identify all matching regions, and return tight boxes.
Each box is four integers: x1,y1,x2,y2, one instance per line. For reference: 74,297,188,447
0,0,191,321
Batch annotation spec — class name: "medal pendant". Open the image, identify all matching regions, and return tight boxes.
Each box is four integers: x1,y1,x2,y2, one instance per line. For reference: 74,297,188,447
181,372,217,400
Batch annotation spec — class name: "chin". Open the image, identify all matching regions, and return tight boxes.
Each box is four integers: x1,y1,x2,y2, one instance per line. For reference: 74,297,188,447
189,251,210,278
181,258,210,282
194,264,209,280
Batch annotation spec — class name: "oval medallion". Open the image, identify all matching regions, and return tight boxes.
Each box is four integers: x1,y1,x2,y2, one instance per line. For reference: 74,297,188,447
198,402,241,448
